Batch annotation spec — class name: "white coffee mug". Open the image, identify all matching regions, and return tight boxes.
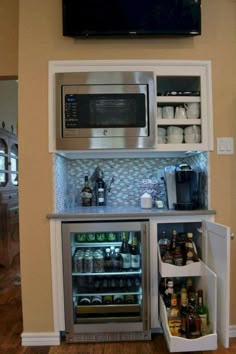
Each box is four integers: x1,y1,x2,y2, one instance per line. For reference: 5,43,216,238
184,125,201,135
158,127,167,136
184,103,200,119
162,106,174,119
175,106,187,119
158,135,166,144
167,134,184,144
167,126,184,135
157,107,163,119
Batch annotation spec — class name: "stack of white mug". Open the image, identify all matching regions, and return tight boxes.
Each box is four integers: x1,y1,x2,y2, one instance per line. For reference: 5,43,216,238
157,103,201,144
157,103,200,120
157,125,201,144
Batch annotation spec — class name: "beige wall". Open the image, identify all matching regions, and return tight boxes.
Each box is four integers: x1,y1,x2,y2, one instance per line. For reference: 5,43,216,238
17,0,236,332
0,0,18,77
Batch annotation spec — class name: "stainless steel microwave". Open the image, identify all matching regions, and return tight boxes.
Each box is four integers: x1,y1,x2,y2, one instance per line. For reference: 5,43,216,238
55,71,156,150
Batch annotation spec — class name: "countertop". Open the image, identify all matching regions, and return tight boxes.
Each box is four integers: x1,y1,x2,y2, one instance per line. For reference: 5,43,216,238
47,206,216,220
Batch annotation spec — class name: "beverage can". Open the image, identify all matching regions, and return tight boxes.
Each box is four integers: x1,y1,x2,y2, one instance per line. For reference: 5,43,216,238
113,294,124,304
84,253,93,273
78,296,91,305
103,295,113,304
73,253,84,273
124,295,135,304
93,252,104,272
91,295,102,305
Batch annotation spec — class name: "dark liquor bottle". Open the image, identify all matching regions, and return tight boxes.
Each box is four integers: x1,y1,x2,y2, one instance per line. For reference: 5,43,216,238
170,229,177,253
186,305,201,339
130,234,141,270
197,289,209,336
185,232,199,264
159,230,170,257
173,246,184,266
95,170,105,206
81,176,92,206
163,280,174,310
180,287,188,337
120,232,131,271
162,244,174,264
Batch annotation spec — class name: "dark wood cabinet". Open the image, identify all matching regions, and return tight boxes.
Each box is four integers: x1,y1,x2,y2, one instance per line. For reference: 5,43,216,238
0,128,19,268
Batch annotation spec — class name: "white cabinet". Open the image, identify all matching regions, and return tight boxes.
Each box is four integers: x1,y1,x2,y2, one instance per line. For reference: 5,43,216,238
49,60,213,155
154,62,213,151
150,215,230,352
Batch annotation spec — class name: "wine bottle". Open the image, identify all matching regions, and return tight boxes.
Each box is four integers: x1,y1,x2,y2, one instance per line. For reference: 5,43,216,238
113,248,122,271
95,170,105,206
104,248,112,271
120,232,131,270
130,234,141,270
81,176,92,206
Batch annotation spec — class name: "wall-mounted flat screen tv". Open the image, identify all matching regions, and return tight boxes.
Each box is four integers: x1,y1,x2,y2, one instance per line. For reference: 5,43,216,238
62,0,201,38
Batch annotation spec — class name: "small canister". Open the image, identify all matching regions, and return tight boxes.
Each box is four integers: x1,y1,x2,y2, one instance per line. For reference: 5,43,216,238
140,192,153,209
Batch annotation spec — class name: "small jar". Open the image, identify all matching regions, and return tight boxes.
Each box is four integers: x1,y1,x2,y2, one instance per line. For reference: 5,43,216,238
140,192,152,208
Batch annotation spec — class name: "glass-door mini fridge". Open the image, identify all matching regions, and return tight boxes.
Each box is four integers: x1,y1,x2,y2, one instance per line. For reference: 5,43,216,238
61,219,151,343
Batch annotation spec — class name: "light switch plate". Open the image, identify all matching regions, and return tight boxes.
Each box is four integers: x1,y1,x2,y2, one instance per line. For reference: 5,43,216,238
217,137,234,155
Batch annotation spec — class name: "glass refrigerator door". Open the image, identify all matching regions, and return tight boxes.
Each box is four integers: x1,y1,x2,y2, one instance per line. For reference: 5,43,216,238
62,220,150,337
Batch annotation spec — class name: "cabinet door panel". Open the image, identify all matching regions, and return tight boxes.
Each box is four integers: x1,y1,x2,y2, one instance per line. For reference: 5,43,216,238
160,263,217,352
204,221,230,348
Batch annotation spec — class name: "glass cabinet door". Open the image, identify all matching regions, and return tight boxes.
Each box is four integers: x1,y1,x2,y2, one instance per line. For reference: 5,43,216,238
10,143,18,186
0,138,8,187
61,220,150,341
71,229,142,324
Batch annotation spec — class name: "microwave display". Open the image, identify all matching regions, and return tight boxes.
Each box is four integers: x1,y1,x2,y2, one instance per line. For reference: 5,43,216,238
64,93,146,129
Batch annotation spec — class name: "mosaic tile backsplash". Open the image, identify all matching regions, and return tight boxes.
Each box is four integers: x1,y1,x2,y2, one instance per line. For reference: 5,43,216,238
54,153,208,211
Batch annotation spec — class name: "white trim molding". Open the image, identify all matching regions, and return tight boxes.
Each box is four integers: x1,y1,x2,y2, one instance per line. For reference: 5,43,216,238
21,332,60,346
229,325,236,338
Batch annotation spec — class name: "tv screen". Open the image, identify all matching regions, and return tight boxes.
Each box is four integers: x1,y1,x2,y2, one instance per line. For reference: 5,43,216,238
62,0,201,37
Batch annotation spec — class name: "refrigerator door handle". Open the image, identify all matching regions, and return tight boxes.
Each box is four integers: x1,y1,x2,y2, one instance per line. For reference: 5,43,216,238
141,222,151,332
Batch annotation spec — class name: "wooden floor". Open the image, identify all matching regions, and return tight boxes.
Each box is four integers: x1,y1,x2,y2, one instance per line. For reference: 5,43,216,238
1,263,236,354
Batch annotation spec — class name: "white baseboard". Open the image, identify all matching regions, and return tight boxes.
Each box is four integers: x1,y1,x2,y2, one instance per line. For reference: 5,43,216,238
21,327,236,347
229,325,236,338
21,332,60,346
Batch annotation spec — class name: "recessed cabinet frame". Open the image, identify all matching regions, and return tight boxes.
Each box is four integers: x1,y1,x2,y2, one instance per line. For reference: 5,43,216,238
154,63,213,152
149,215,230,352
49,60,213,155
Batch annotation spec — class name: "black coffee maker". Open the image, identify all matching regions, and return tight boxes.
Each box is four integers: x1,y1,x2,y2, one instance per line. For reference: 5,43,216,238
174,164,201,210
